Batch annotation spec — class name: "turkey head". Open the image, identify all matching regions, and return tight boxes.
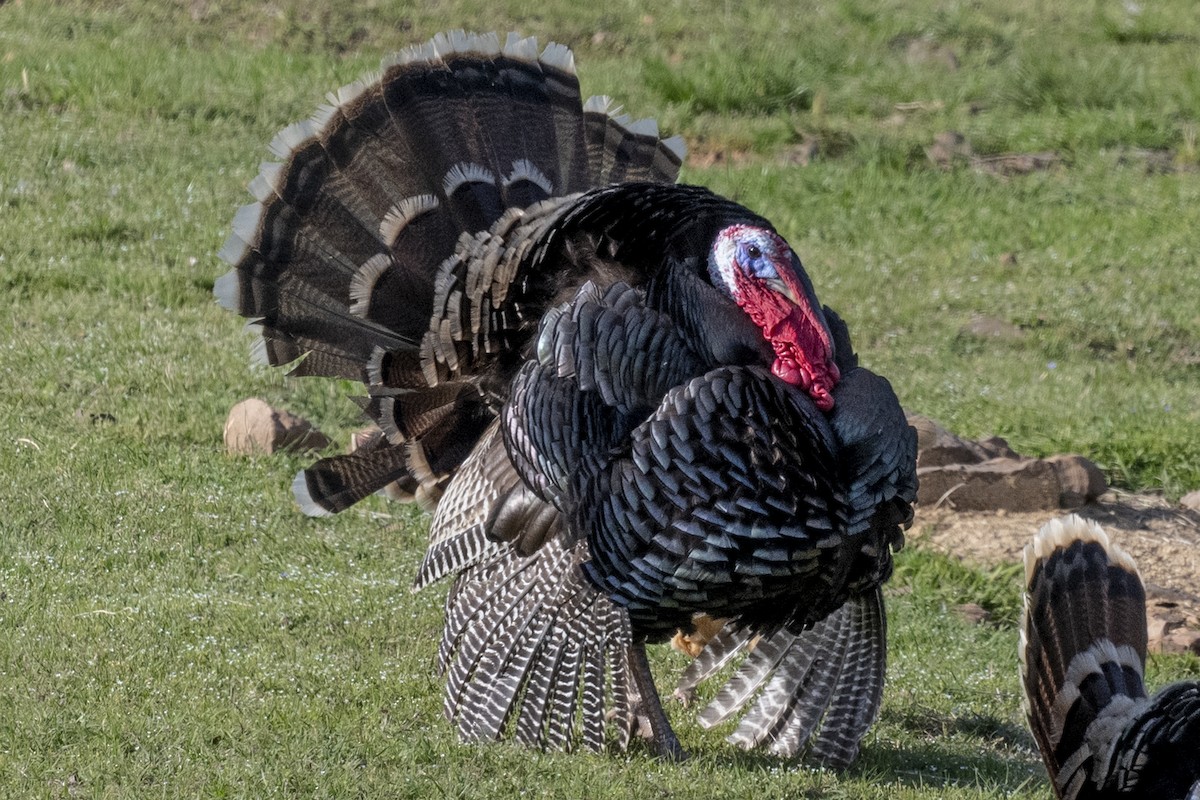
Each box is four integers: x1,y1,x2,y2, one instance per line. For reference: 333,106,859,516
708,224,840,410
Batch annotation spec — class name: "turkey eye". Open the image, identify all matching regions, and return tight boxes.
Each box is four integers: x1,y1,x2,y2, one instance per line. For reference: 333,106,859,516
746,244,762,260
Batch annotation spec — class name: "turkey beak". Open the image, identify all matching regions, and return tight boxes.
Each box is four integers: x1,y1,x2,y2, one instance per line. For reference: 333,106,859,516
764,278,801,306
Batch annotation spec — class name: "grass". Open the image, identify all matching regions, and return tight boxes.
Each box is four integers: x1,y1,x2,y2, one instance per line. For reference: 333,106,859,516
1,0,1199,796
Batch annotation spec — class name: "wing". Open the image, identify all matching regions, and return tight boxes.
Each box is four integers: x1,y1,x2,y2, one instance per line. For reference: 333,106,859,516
677,588,887,766
415,418,641,752
502,280,706,510
437,532,639,753
668,365,914,766
826,366,918,594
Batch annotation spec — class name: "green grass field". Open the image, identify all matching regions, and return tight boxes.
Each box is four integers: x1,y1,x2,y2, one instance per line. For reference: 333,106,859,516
2,1,1198,796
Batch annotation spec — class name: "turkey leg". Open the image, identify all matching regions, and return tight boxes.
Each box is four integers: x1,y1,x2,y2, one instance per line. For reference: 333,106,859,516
627,642,688,761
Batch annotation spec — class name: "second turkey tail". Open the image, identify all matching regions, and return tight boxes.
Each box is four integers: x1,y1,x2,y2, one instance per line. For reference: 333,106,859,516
216,31,685,515
675,588,887,767
1022,515,1200,799
1021,515,1150,798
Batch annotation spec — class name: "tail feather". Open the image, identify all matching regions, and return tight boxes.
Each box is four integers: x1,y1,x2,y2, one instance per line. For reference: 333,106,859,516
314,64,445,226
676,621,751,698
582,96,685,186
1021,515,1151,798
219,31,684,517
698,628,797,729
291,437,412,517
684,589,886,765
217,107,406,377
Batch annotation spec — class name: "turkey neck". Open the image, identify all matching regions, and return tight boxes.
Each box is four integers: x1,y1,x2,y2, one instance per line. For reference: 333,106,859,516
645,259,774,371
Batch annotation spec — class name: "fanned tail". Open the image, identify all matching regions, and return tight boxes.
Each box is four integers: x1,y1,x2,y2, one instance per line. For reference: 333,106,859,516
217,31,685,515
1021,515,1149,799
678,589,886,766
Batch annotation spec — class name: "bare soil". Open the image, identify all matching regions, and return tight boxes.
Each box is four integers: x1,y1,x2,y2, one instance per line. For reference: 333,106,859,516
911,491,1200,634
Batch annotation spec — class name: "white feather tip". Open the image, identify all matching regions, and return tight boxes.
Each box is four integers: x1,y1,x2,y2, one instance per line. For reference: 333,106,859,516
1023,514,1138,585
502,32,539,62
212,269,241,311
292,470,334,517
539,42,575,74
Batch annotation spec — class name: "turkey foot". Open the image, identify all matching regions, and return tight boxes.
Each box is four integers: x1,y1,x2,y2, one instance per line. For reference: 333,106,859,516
628,643,688,761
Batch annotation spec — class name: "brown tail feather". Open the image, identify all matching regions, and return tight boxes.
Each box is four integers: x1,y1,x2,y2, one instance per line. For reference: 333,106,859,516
219,31,684,516
1021,515,1150,798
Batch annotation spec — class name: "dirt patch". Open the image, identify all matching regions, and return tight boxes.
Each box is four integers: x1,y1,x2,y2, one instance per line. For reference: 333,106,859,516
911,491,1200,636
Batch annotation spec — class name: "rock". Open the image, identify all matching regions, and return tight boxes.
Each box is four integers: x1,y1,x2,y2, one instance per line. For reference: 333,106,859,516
906,414,1022,468
916,457,1062,511
907,414,983,467
1045,454,1108,507
1156,629,1200,656
1181,490,1200,511
1145,601,1194,655
999,252,1018,267
905,415,1108,511
977,435,1020,460
1146,614,1173,645
894,100,945,113
971,152,1060,176
348,426,421,504
1116,147,1178,175
786,136,820,166
1148,605,1200,655
224,398,330,456
906,414,947,451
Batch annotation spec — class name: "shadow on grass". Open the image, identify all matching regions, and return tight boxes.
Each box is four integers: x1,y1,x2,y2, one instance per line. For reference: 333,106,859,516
632,716,1046,794
854,739,1045,793
886,706,1035,750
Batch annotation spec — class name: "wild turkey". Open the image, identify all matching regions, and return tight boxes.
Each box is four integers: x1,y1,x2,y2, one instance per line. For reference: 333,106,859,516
1021,515,1200,799
216,30,917,765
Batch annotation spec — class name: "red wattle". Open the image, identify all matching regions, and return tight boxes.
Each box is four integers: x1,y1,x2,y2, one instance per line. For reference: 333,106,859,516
773,354,837,411
732,260,839,411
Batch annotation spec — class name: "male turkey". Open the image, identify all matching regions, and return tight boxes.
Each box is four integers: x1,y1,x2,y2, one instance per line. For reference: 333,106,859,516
217,30,917,765
1021,515,1200,799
